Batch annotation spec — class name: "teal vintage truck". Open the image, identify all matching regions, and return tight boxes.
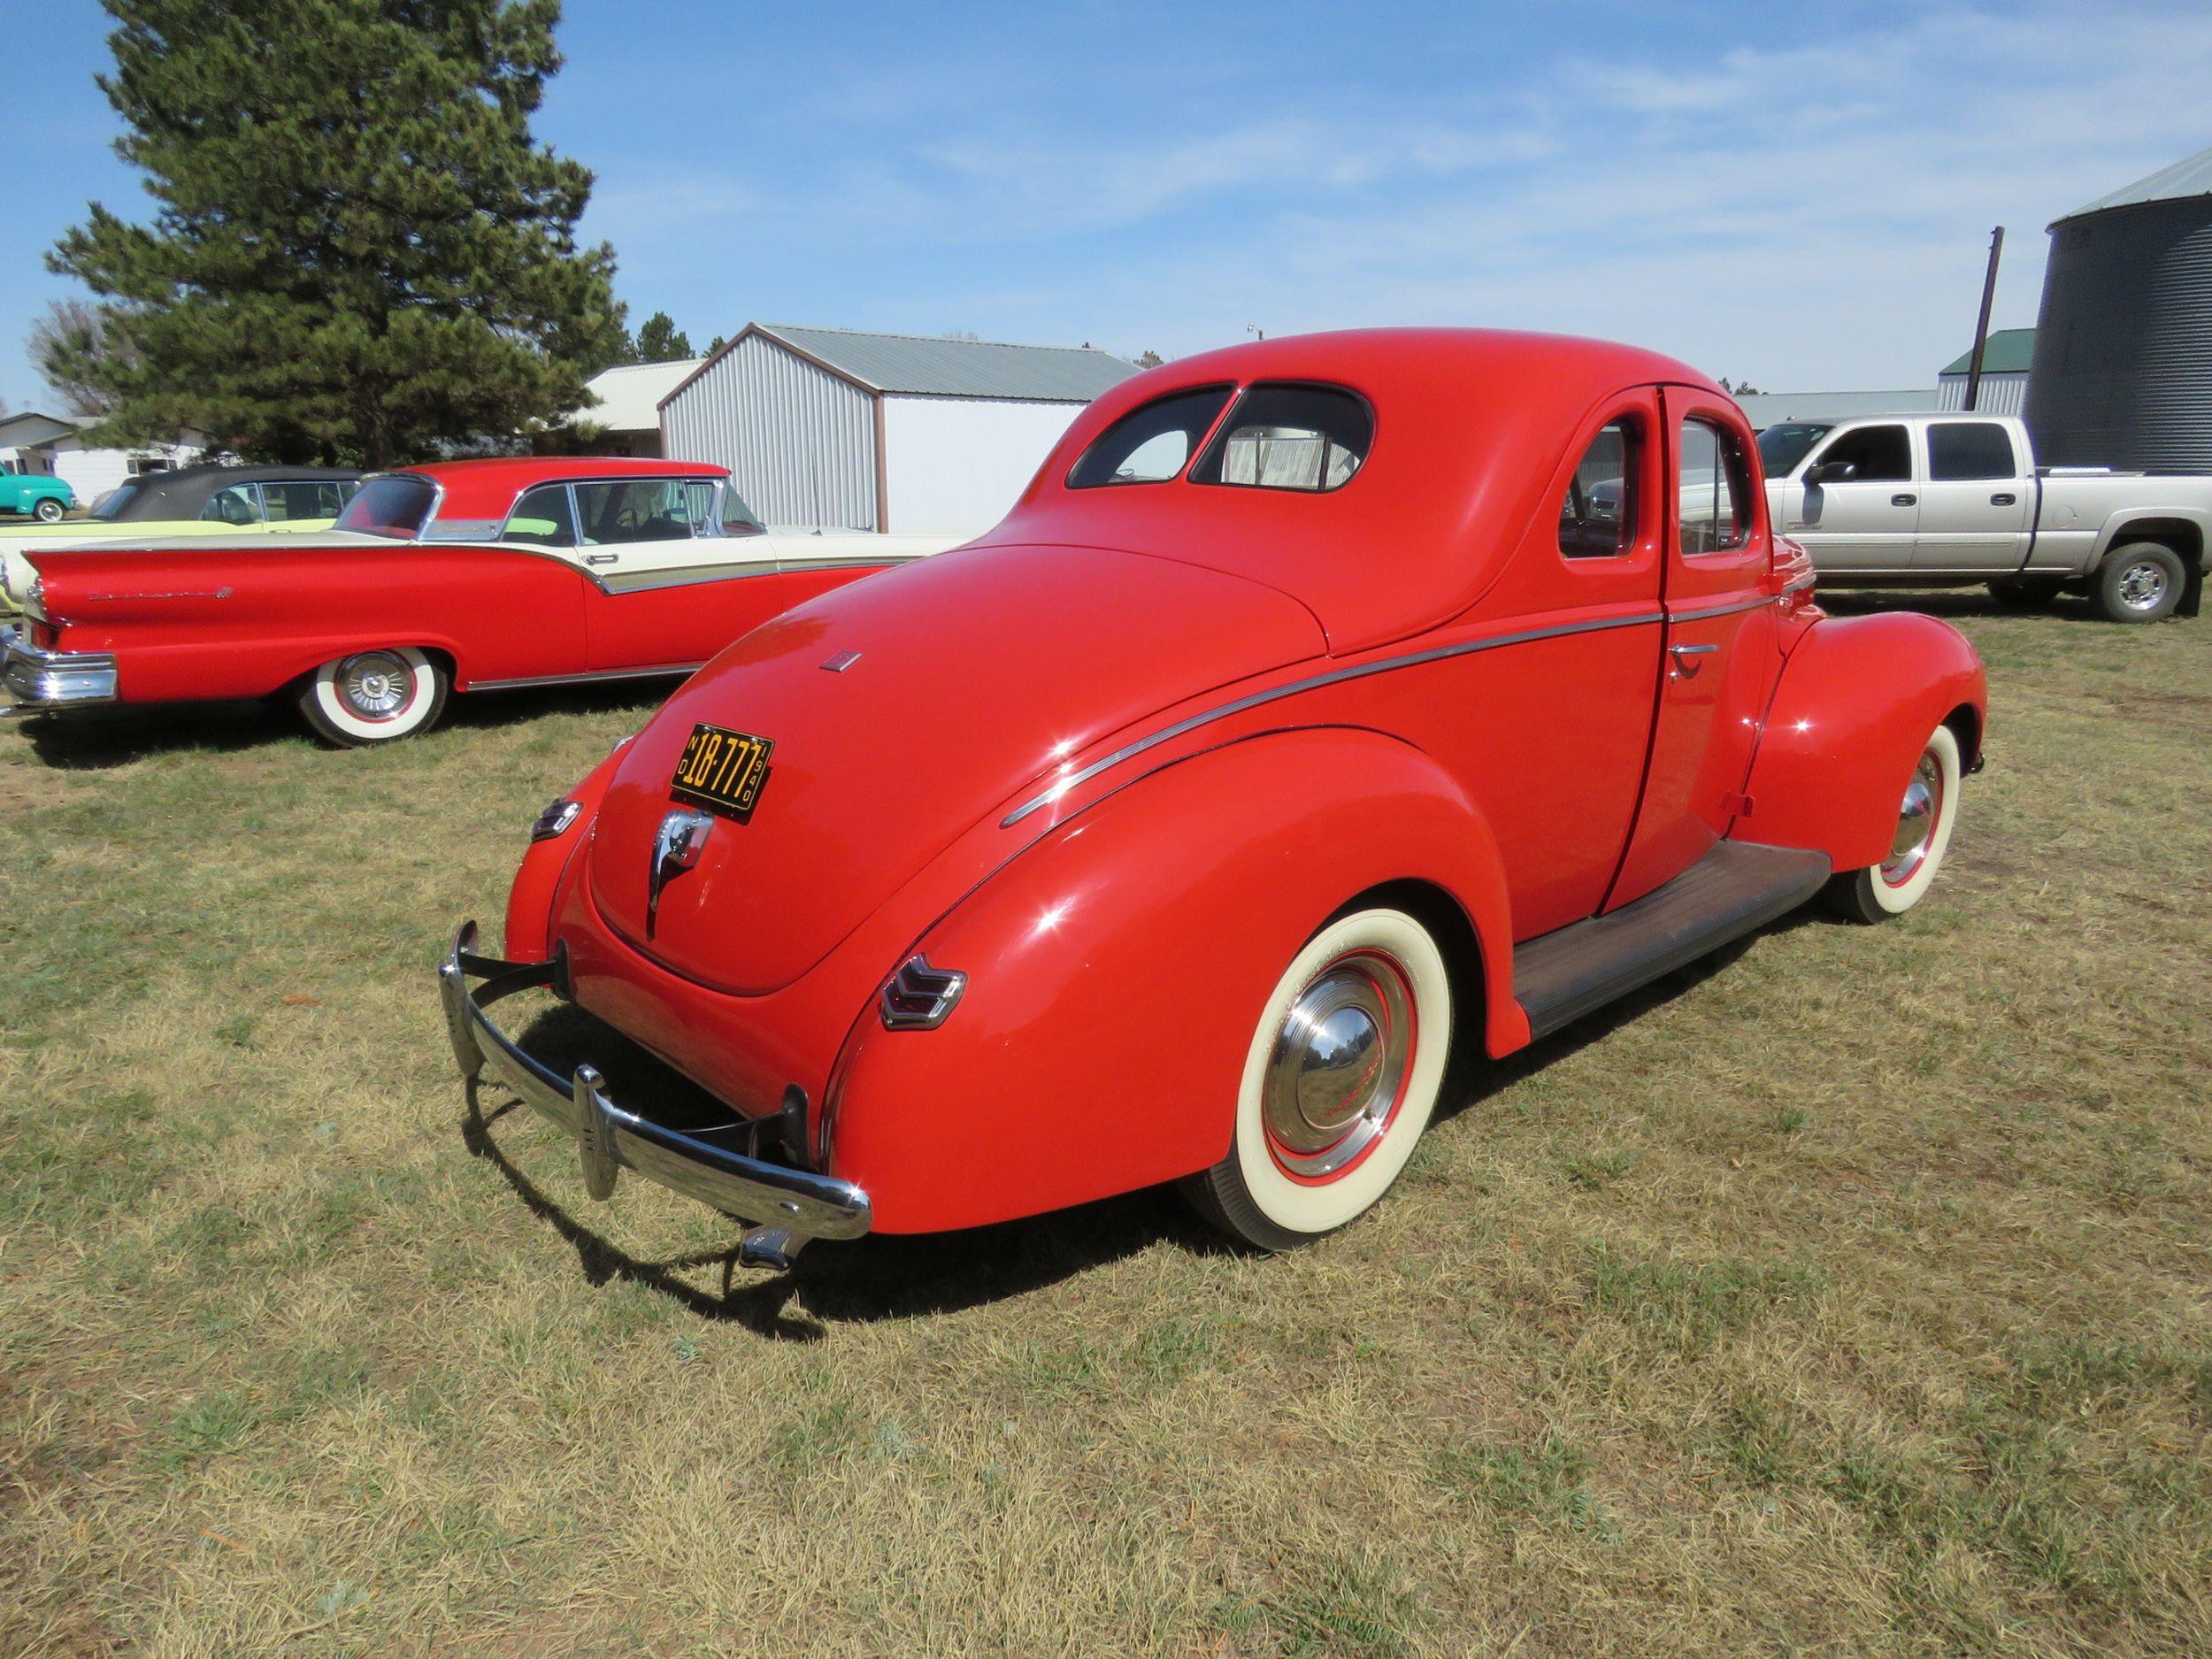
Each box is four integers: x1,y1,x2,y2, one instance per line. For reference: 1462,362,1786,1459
0,470,78,524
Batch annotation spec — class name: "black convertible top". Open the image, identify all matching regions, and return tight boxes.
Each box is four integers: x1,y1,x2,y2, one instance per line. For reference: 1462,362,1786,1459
93,464,362,522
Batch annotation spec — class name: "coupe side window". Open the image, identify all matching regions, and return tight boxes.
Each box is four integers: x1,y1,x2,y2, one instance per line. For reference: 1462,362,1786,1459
719,483,765,535
1191,383,1373,492
1927,422,2016,480
575,479,700,544
263,481,348,521
1676,419,1752,555
1559,419,1639,559
202,485,261,526
503,484,578,549
1811,424,1910,483
1068,387,1233,488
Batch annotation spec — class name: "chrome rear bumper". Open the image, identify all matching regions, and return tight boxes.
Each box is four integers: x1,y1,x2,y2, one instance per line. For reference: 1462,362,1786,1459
3,634,119,716
438,922,871,1264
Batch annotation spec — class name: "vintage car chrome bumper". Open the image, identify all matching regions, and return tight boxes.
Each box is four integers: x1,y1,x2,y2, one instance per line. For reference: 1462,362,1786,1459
438,923,871,1266
2,634,119,715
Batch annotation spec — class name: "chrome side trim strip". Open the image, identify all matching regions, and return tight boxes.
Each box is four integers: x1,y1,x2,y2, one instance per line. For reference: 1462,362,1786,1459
1002,608,1666,827
776,554,924,575
1671,592,1779,623
600,562,780,596
470,661,703,693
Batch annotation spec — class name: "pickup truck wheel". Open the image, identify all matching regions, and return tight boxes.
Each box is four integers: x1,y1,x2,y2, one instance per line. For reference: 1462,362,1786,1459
1828,724,1961,924
1183,907,1452,1250
1988,576,2062,608
2094,542,2186,623
32,498,65,524
298,647,449,746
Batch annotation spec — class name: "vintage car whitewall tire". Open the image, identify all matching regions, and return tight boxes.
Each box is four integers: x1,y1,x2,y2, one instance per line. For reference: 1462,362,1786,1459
1186,906,1452,1249
298,647,449,746
1830,723,1961,923
33,497,66,523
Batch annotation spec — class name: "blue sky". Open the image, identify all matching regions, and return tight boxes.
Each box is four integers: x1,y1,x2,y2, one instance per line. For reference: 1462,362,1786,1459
3,1,2207,414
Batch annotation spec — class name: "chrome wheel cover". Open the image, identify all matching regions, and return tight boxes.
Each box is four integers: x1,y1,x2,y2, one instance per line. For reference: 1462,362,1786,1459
337,650,415,720
1261,952,1414,1178
1881,750,1944,887
2116,560,2169,612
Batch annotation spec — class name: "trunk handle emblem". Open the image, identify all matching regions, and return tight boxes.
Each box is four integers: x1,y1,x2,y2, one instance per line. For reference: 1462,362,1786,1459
647,807,714,936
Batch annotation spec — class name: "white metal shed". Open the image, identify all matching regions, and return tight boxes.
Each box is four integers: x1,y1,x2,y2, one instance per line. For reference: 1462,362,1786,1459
658,325,1138,535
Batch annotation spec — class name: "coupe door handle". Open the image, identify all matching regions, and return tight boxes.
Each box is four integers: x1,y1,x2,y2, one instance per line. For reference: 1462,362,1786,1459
1668,642,1719,656
1667,641,1718,680
1892,493,1916,506
1992,492,2016,506
583,553,618,566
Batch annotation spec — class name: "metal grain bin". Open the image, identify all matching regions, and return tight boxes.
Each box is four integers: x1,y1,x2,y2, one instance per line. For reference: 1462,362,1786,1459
2024,147,2212,472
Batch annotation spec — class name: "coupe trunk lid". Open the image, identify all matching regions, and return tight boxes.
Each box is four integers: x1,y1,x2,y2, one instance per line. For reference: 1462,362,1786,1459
585,542,1326,995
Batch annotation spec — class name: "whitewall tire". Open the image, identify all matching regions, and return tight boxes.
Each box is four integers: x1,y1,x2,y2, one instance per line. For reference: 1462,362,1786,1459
33,497,65,524
297,647,449,747
1829,723,1962,923
1185,906,1452,1249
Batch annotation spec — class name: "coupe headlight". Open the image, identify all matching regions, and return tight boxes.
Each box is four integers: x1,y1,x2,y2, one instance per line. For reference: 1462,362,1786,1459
530,798,581,841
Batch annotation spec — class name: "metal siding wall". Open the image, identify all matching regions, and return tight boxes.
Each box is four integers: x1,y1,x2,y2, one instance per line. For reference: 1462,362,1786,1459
1933,373,2029,415
879,396,1086,536
660,335,877,528
2024,198,2212,471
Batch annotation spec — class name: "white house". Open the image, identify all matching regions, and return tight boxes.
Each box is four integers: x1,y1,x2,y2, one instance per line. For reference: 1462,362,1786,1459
0,411,212,503
569,357,703,457
658,325,1139,536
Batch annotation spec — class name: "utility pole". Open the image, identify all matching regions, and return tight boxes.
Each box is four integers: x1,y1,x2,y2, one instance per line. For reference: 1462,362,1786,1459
1964,227,2005,411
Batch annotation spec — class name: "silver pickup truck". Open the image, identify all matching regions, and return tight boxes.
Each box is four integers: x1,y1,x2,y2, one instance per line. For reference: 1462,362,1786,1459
1755,413,2211,622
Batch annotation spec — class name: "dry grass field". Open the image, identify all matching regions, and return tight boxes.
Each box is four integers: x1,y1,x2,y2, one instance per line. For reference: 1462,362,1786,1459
3,591,2208,1657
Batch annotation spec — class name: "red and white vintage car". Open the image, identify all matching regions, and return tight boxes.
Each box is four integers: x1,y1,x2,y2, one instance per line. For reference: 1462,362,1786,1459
2,457,954,744
442,331,1987,1269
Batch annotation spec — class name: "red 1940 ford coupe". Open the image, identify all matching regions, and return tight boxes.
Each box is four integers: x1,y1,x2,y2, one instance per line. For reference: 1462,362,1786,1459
3,457,953,745
442,330,1985,1268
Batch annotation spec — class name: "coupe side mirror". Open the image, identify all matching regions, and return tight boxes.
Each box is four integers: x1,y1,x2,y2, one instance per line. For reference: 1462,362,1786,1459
1805,460,1858,486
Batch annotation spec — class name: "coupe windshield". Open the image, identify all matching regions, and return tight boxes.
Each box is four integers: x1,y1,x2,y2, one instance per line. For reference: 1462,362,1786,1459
336,475,438,539
1756,423,1834,478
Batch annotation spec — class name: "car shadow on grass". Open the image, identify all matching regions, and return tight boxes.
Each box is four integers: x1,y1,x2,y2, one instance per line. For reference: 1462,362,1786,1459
458,910,1833,1334
459,998,1229,1338
1815,587,2116,626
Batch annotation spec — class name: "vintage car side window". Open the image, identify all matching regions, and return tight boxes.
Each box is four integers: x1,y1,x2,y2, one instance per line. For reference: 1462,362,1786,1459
1559,419,1638,559
1068,386,1233,488
337,475,437,538
575,479,700,544
1927,421,2017,480
1676,419,1752,555
719,483,764,535
262,481,347,521
201,484,260,526
1191,383,1373,492
502,484,578,548
1811,424,1910,483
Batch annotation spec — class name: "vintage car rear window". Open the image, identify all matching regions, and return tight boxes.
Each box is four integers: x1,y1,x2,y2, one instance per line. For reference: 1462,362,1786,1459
336,475,438,539
1190,383,1372,492
1068,387,1234,488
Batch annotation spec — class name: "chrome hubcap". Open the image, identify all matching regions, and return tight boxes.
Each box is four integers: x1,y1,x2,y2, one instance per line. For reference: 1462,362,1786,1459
1262,953,1413,1178
339,651,412,719
1881,751,1943,886
2117,561,2168,611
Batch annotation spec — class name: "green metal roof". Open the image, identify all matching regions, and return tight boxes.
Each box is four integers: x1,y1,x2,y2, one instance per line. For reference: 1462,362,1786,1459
1939,327,2036,376
2055,144,2212,224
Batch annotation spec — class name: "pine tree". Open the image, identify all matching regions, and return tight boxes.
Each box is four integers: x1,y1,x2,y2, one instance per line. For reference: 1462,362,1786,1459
633,311,693,363
44,0,625,465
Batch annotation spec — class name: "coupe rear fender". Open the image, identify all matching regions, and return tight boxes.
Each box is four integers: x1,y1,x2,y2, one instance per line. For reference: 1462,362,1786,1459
504,741,632,962
824,726,1525,1234
1740,611,1986,872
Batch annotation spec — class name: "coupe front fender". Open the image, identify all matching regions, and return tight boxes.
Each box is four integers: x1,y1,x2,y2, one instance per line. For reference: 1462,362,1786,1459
1742,611,1986,872
825,725,1525,1234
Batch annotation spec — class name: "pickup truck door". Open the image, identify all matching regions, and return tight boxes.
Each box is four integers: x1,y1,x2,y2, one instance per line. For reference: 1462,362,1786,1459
1910,419,2034,572
1774,421,1918,572
1603,390,1785,912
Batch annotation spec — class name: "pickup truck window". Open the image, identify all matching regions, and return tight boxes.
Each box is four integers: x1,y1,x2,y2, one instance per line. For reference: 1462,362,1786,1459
1677,419,1751,554
1069,387,1233,488
1927,422,2016,480
1757,423,1832,477
1192,384,1372,492
1813,425,1910,483
1559,420,1638,559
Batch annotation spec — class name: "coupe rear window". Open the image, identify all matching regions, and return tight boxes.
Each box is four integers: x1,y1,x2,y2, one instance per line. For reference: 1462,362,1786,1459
1068,387,1233,488
336,475,437,539
1191,384,1371,492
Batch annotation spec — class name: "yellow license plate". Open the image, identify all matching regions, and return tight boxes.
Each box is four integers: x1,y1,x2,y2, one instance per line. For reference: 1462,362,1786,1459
669,723,774,818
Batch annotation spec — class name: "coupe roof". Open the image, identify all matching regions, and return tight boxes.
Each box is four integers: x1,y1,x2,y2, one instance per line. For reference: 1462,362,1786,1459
104,464,361,521
388,456,729,521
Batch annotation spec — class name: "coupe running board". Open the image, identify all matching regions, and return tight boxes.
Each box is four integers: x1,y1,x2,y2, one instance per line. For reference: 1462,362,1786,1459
1513,841,1832,1040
